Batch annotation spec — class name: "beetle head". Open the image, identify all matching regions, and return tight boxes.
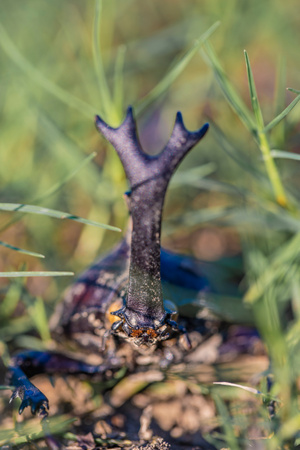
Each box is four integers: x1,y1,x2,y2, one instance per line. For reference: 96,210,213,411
110,300,180,348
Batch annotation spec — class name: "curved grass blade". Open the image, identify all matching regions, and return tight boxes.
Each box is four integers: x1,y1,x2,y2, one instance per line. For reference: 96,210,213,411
244,232,300,304
0,203,121,232
214,382,261,395
14,335,48,351
0,416,76,446
33,152,97,204
212,394,240,450
274,58,286,116
93,0,116,123
275,414,300,446
288,88,300,95
0,149,101,235
136,21,220,115
0,282,23,319
244,50,288,206
264,93,300,132
270,150,300,161
272,58,286,146
286,319,300,350
28,297,51,342
0,240,44,258
167,206,235,230
113,45,126,119
213,382,279,402
170,162,216,187
0,271,74,278
203,45,288,206
0,24,96,117
211,122,263,179
202,42,256,134
244,50,264,130
0,317,34,341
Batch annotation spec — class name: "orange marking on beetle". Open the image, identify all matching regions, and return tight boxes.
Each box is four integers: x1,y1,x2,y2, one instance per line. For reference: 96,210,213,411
130,329,143,338
106,299,123,325
146,329,158,339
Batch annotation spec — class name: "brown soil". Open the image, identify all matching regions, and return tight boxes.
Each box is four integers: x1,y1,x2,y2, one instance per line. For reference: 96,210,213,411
0,322,268,449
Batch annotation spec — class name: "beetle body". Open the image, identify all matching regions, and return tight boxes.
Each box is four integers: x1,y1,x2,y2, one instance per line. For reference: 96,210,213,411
7,106,210,417
50,227,131,351
50,220,192,351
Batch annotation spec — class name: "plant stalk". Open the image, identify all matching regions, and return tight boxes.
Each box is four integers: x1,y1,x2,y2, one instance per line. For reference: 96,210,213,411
258,130,288,208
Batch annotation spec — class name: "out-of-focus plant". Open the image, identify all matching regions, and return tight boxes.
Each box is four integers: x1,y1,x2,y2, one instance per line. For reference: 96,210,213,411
197,41,300,448
0,0,299,447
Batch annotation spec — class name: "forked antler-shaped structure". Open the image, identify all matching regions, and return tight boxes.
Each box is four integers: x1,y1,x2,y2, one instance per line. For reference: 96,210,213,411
95,107,208,345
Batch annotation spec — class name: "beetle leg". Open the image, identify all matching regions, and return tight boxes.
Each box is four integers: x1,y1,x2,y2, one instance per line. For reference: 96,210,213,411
9,366,49,418
165,319,192,349
7,350,120,417
111,319,124,332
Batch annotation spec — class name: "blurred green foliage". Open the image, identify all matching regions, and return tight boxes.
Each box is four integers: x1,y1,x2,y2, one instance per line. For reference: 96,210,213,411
0,0,300,447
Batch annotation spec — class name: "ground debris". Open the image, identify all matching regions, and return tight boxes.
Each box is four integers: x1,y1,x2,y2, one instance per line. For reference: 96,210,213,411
0,324,268,449
128,436,170,449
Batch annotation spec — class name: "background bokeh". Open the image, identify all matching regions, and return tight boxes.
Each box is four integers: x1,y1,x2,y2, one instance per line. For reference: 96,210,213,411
0,1,299,286
0,0,300,447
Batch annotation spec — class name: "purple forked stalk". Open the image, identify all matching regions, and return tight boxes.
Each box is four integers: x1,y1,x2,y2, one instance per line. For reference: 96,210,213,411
95,107,208,345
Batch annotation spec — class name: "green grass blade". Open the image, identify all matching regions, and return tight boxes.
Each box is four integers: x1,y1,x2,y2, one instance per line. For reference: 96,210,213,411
0,317,33,341
264,94,300,132
213,394,240,450
0,203,121,232
0,271,74,277
0,416,76,446
0,24,96,117
166,206,235,232
211,123,263,179
274,58,286,115
0,148,99,235
291,281,300,321
33,152,97,204
0,283,22,319
244,232,300,304
175,177,247,196
14,335,48,351
136,21,220,115
113,45,126,120
28,297,51,342
245,51,288,206
272,58,286,146
194,293,252,324
202,42,256,134
170,162,216,186
0,240,44,258
288,88,300,95
276,414,300,444
244,50,264,130
93,0,117,124
286,319,300,350
257,130,288,207
203,46,288,206
270,150,300,161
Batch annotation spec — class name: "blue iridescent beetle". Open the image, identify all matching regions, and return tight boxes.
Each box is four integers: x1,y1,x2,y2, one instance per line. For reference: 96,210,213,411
7,107,209,418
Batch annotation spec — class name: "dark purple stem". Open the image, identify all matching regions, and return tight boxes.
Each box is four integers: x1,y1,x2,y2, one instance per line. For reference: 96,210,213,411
95,107,208,329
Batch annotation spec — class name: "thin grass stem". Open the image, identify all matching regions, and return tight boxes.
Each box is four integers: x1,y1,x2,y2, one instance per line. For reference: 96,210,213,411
93,0,118,125
0,24,96,117
244,51,289,208
258,131,288,207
